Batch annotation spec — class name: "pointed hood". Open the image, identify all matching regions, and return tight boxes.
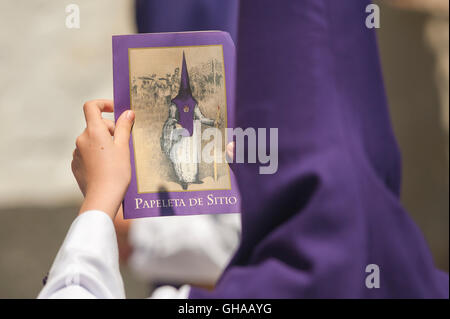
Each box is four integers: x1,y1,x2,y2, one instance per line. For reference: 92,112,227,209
189,0,449,299
172,51,197,104
171,52,197,136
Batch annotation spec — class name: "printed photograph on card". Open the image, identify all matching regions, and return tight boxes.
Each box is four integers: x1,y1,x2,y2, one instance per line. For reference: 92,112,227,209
129,45,230,193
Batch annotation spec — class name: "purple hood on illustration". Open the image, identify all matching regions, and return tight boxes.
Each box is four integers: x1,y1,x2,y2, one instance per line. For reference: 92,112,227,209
189,0,449,298
171,52,197,136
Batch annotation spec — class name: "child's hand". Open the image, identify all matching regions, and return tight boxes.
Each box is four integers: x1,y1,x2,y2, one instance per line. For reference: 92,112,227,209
72,100,135,220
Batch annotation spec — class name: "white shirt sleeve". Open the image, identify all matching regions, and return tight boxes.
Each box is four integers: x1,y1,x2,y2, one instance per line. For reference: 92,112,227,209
129,214,240,285
37,210,126,299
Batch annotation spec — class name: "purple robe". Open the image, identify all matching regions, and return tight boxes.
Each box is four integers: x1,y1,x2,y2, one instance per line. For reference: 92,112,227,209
189,0,449,298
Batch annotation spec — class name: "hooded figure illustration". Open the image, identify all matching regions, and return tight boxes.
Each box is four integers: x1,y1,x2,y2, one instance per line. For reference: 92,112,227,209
161,52,215,190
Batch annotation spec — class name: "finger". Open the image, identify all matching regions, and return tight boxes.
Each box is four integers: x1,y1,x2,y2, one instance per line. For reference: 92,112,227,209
114,110,135,146
103,118,115,136
83,100,114,127
226,141,235,159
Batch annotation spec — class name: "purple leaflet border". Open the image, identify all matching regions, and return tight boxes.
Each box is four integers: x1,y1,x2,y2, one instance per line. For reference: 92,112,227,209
112,31,240,219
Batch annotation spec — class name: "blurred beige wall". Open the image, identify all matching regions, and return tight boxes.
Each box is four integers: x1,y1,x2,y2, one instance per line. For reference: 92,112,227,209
0,0,135,207
376,1,449,271
0,1,146,299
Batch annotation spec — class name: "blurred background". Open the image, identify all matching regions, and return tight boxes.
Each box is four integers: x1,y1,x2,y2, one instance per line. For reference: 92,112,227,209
0,0,448,298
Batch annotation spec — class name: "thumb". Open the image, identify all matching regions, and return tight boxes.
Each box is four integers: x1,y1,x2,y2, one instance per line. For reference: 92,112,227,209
114,110,135,146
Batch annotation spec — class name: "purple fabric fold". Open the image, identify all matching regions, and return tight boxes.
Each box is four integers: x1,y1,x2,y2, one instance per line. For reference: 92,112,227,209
189,0,449,298
135,0,239,42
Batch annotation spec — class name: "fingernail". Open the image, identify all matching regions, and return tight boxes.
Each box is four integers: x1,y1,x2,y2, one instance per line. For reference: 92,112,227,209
126,110,135,121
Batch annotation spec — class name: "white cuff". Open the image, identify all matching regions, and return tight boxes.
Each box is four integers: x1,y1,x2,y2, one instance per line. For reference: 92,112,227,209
38,210,125,299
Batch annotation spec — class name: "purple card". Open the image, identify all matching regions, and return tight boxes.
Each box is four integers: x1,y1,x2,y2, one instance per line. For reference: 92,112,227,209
112,31,240,219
